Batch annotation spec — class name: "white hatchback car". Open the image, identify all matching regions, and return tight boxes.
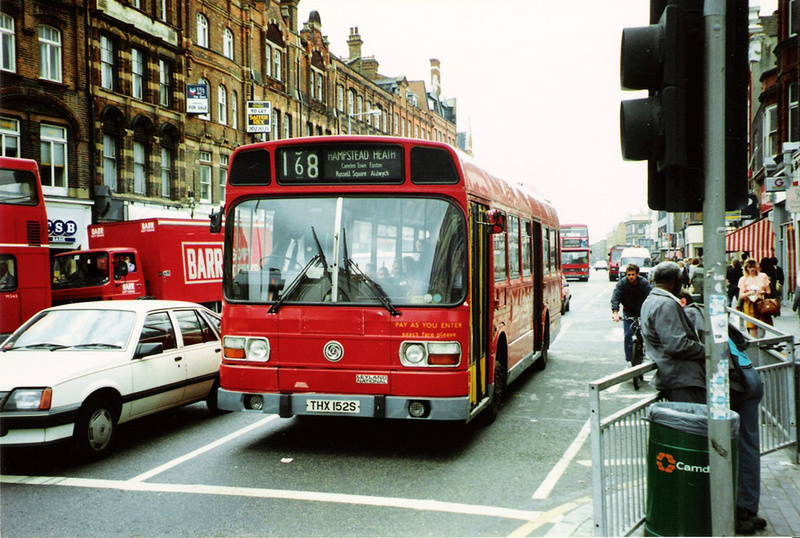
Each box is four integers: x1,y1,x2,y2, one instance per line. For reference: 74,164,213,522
0,300,222,458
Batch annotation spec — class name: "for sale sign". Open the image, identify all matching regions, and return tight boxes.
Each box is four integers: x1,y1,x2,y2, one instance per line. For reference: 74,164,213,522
247,101,272,133
186,84,209,114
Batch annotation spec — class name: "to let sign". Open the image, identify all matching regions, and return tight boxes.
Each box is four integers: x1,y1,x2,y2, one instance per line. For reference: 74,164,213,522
247,101,272,133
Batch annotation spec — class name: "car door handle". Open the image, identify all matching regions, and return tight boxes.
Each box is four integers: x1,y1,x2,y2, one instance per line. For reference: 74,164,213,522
215,348,221,353
174,356,183,362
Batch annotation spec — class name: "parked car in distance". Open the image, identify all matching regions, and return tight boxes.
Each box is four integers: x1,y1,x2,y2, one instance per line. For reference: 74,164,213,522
561,275,571,314
0,300,222,459
594,260,608,271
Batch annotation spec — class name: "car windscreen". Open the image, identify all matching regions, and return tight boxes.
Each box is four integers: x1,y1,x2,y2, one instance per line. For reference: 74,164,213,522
4,309,136,350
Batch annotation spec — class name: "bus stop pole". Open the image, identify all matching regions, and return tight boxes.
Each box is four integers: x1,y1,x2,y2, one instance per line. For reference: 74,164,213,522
703,1,736,535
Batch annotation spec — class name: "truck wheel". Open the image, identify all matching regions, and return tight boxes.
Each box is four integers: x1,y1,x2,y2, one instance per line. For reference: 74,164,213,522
74,397,117,459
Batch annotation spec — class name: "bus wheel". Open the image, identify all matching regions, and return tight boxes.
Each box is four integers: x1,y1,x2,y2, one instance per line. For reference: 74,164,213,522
533,327,549,372
483,352,507,424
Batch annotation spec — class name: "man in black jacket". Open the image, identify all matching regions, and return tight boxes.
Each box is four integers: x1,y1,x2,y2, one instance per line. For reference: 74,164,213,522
611,264,653,363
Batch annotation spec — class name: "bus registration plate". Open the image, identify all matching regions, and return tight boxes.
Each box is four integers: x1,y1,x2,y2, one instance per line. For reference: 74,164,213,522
306,399,360,414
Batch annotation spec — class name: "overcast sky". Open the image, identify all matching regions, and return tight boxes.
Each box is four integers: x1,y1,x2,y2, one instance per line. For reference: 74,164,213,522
299,0,777,243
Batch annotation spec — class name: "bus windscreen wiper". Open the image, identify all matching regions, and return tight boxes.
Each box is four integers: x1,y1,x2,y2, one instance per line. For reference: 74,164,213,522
267,254,320,314
340,247,400,317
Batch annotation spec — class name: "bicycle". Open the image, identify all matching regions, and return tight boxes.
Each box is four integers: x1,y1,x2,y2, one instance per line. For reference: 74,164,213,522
629,316,645,390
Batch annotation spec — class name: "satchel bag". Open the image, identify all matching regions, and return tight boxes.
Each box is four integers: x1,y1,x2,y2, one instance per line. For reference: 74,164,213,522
756,298,780,316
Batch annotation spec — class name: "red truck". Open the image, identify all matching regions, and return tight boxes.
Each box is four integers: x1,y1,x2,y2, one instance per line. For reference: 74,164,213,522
51,218,223,310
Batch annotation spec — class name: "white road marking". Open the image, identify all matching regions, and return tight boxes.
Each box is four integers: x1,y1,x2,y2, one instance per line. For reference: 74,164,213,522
129,415,280,482
508,496,592,537
531,419,591,500
1,474,543,521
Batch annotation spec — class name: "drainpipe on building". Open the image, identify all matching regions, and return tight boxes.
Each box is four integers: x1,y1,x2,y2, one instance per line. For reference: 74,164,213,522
84,4,98,224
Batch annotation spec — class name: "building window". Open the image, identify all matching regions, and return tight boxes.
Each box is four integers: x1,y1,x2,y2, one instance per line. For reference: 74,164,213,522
217,85,227,125
198,78,211,120
765,104,778,162
223,28,234,60
158,0,168,23
218,155,228,203
38,25,62,82
231,91,238,130
100,36,114,91
160,146,172,198
0,116,19,157
133,140,146,195
283,114,291,139
336,85,344,111
196,14,209,48
273,46,282,81
132,47,144,100
790,83,799,143
199,152,211,203
40,124,67,192
791,0,798,36
347,90,355,115
272,109,280,140
159,59,170,107
1,13,15,73
103,133,118,191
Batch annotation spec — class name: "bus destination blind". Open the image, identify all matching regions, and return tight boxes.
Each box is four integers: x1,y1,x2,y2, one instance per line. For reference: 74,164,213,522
277,144,403,184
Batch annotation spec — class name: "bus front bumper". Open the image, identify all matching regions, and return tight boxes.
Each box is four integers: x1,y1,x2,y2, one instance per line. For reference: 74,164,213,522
217,388,471,421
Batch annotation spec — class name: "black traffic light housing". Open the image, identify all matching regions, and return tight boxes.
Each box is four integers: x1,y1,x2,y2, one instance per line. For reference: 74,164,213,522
620,0,749,213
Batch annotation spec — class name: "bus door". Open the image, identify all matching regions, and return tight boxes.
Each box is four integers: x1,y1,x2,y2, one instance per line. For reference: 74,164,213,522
469,203,491,411
531,221,544,348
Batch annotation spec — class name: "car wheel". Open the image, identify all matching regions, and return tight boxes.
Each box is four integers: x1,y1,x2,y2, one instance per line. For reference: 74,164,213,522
74,397,116,459
206,377,228,414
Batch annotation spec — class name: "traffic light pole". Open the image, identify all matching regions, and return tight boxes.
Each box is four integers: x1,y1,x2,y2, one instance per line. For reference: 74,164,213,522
702,1,736,535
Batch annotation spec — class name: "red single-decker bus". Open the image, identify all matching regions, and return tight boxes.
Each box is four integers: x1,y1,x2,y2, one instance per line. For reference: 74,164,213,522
215,136,562,423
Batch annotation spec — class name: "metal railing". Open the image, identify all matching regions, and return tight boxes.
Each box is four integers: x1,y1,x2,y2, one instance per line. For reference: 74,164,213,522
589,309,798,537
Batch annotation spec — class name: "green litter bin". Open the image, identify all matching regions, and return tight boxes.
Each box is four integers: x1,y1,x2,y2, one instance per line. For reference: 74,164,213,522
645,402,739,537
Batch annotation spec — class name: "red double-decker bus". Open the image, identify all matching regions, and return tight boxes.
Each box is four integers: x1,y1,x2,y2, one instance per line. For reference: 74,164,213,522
215,136,562,422
560,224,590,281
0,157,51,339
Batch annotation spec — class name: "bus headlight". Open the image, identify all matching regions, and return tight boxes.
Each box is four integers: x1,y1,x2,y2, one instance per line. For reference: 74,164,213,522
246,338,270,361
399,341,461,367
402,343,426,365
223,336,270,362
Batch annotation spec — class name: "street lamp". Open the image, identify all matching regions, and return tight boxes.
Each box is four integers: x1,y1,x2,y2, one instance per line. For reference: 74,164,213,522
348,109,381,134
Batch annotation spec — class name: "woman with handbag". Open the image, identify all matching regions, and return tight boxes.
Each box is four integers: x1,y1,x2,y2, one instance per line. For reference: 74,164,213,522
738,258,773,338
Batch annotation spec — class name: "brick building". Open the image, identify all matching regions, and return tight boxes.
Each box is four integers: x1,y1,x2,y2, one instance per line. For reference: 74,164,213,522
0,0,458,252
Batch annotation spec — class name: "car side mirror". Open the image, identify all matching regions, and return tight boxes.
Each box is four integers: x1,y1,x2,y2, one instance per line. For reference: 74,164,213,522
135,342,164,358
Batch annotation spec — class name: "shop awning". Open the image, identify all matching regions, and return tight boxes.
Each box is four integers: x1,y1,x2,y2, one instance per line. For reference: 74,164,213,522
725,218,774,261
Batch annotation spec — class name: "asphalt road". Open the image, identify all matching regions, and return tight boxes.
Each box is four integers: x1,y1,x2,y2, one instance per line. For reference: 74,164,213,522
1,270,647,537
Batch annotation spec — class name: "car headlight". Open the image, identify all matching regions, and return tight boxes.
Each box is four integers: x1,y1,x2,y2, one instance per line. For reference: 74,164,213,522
3,388,52,411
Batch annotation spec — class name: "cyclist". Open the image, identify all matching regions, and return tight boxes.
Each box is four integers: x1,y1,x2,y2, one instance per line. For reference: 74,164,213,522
611,264,653,364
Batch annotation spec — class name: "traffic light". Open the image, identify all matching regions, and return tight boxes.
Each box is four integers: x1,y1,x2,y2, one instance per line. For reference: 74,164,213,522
620,0,751,213
620,0,704,212
725,0,750,211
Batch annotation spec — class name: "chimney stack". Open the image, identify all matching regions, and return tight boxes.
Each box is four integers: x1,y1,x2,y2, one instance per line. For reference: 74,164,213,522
430,58,441,97
348,27,363,61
